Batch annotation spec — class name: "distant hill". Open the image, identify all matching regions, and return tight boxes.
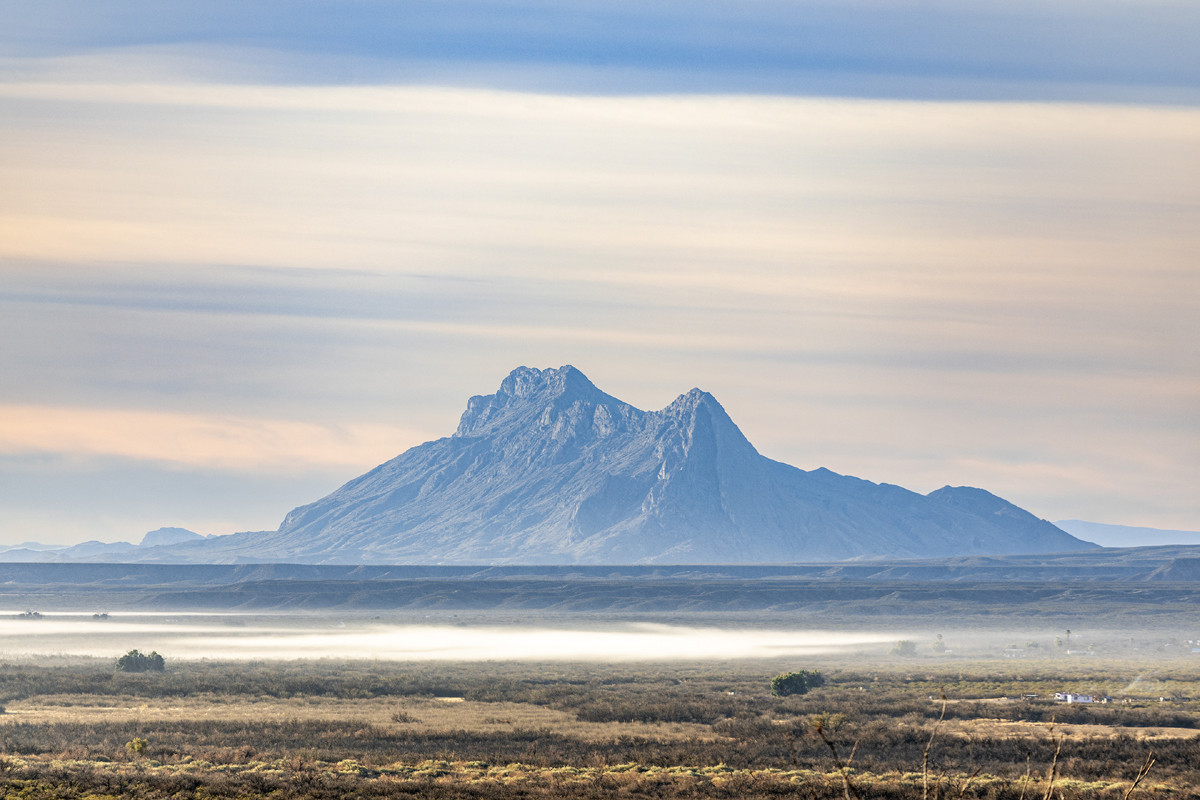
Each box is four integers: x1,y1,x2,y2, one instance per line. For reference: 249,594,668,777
0,528,201,562
0,539,137,562
139,527,204,548
1055,519,1200,548
149,364,1090,564
4,549,1200,622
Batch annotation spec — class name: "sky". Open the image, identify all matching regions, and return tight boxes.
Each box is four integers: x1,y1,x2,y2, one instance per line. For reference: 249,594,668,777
1,1,1198,546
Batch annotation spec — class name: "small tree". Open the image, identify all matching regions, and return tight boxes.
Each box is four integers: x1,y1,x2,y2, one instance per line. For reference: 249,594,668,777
115,649,165,673
771,670,826,697
892,640,918,657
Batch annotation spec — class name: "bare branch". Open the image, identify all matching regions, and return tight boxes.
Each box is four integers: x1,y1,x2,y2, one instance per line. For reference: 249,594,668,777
1123,751,1156,800
1041,722,1064,800
924,687,948,800
812,717,862,800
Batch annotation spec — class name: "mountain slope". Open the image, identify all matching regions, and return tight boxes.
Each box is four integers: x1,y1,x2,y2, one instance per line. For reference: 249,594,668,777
228,365,1092,564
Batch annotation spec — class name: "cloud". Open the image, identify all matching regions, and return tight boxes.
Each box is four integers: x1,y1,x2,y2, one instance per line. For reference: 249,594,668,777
2,82,1197,278
0,76,1197,534
0,405,431,473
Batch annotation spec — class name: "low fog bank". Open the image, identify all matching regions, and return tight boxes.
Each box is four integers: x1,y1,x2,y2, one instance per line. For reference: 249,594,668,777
0,612,896,662
1,611,1195,665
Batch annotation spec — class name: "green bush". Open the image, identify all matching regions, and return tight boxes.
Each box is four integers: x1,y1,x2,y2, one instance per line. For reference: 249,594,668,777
115,649,165,673
770,670,825,697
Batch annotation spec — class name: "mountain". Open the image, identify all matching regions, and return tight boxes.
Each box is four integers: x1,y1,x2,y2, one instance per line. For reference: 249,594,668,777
140,527,204,548
0,539,138,562
0,541,66,552
0,528,204,563
1054,520,1200,548
197,365,1091,564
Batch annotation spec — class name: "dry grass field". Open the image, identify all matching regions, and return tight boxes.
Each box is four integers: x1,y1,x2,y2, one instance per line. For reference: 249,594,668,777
2,693,719,743
0,652,1196,798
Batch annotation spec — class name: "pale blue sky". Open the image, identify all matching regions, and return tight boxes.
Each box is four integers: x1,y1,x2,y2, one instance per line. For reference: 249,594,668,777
4,0,1199,102
1,1,1198,544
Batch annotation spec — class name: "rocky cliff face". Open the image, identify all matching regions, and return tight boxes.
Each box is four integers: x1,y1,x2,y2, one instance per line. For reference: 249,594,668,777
235,365,1093,564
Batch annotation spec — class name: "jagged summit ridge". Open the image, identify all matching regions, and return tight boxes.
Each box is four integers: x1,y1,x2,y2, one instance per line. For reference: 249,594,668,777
244,365,1095,565
455,365,630,438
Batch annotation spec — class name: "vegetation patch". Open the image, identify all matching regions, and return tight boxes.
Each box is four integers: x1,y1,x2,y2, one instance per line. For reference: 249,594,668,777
0,657,1195,797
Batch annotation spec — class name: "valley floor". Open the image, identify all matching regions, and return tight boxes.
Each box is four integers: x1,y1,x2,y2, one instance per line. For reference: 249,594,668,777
0,656,1197,798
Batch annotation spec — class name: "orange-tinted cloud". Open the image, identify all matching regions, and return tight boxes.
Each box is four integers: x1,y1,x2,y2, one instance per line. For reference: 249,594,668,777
0,405,430,473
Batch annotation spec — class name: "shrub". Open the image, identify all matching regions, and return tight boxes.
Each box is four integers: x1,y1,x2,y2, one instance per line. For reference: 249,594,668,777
115,650,165,673
771,670,825,697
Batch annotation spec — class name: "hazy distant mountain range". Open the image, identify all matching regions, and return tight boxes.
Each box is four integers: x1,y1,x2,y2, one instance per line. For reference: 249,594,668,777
3,365,1100,565
1052,520,1200,548
0,527,207,562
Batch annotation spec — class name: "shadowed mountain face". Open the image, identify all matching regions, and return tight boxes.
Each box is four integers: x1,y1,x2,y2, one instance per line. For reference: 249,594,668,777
228,365,1093,564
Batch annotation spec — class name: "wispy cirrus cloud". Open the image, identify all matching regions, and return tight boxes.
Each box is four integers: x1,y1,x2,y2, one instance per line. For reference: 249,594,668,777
0,405,431,473
3,84,1197,275
1,82,1197,534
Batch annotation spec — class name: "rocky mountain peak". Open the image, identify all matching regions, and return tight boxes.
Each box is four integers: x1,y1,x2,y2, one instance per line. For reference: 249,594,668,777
228,365,1096,565
655,387,757,456
661,387,727,419
498,365,596,399
455,365,629,438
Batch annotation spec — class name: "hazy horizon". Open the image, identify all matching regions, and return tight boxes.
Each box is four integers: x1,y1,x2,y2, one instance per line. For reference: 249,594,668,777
3,2,1198,546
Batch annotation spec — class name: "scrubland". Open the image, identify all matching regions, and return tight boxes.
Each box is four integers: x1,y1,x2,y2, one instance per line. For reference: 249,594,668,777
0,651,1197,799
